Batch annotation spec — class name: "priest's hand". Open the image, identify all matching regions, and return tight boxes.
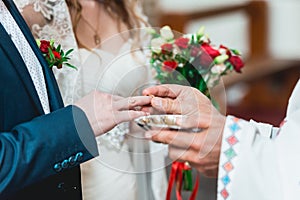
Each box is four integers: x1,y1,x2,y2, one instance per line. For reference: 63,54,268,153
143,84,225,177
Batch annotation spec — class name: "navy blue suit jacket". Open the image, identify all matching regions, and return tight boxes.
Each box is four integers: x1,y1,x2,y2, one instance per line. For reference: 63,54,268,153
0,0,98,199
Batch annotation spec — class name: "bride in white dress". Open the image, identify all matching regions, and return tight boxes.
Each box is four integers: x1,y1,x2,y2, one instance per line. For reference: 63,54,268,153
15,0,168,199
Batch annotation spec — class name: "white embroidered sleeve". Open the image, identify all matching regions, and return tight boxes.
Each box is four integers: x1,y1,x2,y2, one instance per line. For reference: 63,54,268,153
218,80,300,200
217,116,282,200
217,116,244,200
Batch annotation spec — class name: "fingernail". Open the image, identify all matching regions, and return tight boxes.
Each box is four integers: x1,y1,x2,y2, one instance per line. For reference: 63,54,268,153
152,98,162,107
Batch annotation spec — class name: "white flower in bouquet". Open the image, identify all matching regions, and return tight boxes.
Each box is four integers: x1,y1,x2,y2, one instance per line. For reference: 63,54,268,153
150,37,165,54
160,25,174,41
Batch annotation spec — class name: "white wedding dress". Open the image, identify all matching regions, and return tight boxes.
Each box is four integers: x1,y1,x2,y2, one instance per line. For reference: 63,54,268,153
15,1,168,200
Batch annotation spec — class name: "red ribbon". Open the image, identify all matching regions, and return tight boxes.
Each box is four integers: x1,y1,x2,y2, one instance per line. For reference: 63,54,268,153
166,161,199,200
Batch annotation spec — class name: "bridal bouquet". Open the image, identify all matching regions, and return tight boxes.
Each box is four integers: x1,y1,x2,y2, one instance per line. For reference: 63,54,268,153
149,26,244,97
148,26,245,200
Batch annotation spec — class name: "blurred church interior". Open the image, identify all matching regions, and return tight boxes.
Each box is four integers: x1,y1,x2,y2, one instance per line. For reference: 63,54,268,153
143,0,300,126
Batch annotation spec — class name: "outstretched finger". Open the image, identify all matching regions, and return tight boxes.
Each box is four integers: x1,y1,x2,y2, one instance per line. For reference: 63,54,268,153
142,84,185,99
151,97,181,114
115,96,152,111
140,106,163,115
145,129,201,149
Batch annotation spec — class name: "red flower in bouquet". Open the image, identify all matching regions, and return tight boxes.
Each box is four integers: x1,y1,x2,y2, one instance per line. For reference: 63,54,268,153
175,37,190,49
198,43,224,68
199,43,221,67
201,43,221,58
161,43,173,54
219,44,232,57
36,39,77,70
162,60,178,72
149,25,245,95
190,46,201,57
229,55,244,72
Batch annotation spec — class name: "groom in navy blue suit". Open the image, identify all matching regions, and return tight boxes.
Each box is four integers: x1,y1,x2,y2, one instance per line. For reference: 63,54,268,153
0,0,150,199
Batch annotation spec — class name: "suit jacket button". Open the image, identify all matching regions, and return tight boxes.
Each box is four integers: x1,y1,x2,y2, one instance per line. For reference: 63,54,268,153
69,156,76,166
57,182,67,192
75,152,83,162
62,160,69,169
57,182,65,189
54,163,62,172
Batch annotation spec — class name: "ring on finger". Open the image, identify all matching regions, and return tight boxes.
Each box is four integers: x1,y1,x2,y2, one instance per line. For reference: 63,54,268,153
129,98,136,104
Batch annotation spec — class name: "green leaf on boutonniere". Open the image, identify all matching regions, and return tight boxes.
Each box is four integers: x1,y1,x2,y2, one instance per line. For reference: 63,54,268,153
56,44,61,53
65,49,74,57
65,63,77,69
48,47,55,60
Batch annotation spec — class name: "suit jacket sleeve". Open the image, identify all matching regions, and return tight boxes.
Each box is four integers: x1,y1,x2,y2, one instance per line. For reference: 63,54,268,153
0,105,98,197
217,80,300,200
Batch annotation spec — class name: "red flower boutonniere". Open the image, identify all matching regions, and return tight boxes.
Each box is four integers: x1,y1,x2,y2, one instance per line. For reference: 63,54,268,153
36,39,77,70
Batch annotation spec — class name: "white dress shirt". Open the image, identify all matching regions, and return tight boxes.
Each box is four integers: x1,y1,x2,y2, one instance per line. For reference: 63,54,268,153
0,0,50,114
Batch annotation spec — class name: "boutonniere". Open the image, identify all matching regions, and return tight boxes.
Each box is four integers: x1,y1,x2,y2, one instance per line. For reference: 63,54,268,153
36,39,77,70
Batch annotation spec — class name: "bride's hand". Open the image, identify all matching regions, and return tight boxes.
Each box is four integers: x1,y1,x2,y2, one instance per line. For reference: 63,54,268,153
75,90,151,136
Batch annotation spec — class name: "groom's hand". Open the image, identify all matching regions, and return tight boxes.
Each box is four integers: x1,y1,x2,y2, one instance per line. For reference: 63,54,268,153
75,90,151,136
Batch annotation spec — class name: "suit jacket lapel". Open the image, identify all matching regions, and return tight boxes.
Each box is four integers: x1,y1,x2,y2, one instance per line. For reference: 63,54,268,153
0,23,45,114
3,0,64,111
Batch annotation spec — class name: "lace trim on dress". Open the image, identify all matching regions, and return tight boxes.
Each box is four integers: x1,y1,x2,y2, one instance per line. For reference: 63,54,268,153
97,122,129,150
15,0,83,105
